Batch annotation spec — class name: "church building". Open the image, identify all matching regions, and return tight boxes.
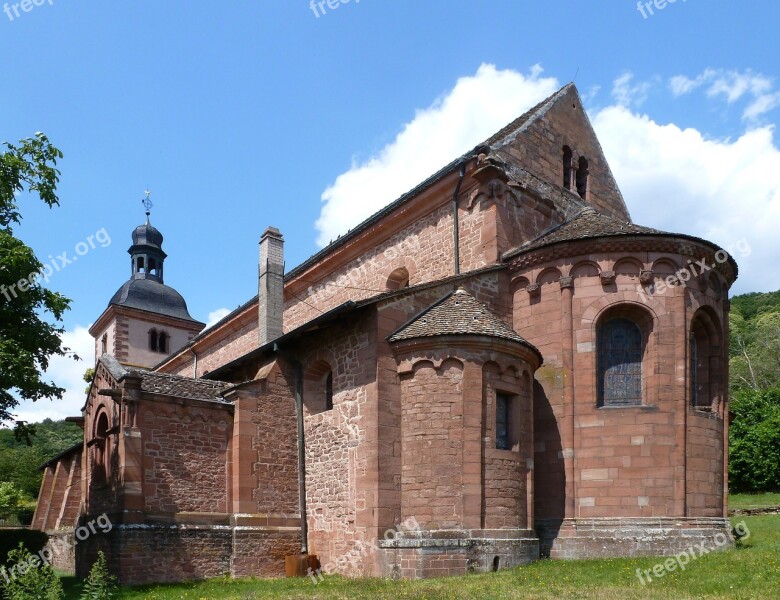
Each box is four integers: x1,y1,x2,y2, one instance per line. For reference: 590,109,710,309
33,83,736,584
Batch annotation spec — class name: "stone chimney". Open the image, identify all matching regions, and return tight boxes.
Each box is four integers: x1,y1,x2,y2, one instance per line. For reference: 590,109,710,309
258,227,284,345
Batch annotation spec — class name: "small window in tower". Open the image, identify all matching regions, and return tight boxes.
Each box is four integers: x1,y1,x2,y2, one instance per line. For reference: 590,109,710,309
149,258,157,275
496,392,511,450
149,329,158,352
576,156,589,198
325,371,334,410
101,334,108,355
562,146,573,190
158,332,168,354
137,257,145,273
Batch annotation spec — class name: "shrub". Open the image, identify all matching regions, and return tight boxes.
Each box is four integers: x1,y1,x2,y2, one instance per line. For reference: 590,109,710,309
80,551,117,600
0,531,48,568
729,386,780,493
0,543,63,600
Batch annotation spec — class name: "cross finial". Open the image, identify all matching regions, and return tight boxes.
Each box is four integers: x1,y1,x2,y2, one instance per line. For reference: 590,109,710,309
142,189,153,219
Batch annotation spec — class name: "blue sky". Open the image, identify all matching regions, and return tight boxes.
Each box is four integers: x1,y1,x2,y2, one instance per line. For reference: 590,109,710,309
3,0,780,422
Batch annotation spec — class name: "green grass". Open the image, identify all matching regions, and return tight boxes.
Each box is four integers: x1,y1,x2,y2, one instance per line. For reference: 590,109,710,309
59,516,780,599
729,492,780,510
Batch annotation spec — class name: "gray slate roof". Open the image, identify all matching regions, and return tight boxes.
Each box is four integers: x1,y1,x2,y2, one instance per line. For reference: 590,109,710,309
387,288,536,349
108,277,203,324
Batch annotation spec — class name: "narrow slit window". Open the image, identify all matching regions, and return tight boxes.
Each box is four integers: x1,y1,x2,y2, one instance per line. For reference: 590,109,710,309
496,392,511,450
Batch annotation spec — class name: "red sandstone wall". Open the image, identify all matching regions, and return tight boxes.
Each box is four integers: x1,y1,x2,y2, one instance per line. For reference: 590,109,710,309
140,400,232,514
513,248,728,522
686,411,725,517
495,86,629,220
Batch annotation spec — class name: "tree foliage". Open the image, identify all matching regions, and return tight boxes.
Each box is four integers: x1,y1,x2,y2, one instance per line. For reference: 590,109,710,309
729,386,780,493
0,544,63,600
0,133,72,428
80,552,117,600
0,481,23,520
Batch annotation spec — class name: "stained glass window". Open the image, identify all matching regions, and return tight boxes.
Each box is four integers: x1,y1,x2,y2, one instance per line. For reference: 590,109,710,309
496,393,510,449
598,318,642,406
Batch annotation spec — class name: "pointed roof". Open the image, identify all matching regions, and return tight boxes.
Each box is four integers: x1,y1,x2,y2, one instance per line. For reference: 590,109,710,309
387,288,537,352
503,207,663,259
483,83,575,147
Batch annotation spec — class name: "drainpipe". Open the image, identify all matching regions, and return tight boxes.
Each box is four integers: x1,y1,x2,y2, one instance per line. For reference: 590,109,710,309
189,348,198,379
452,161,466,275
274,343,308,554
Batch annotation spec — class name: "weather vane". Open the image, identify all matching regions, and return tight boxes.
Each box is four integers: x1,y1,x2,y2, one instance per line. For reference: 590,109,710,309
142,189,153,217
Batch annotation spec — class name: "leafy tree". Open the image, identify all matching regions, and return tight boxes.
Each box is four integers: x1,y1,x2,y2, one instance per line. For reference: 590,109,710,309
730,309,780,392
0,133,73,429
0,419,82,498
729,386,780,493
0,481,24,520
80,552,117,600
0,543,63,600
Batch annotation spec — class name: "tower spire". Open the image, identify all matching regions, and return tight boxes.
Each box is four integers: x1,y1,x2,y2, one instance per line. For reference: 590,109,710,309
142,189,153,223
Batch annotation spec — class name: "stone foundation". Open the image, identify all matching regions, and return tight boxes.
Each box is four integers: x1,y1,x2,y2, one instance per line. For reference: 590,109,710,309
42,530,76,574
378,529,539,578
75,521,300,586
537,517,734,559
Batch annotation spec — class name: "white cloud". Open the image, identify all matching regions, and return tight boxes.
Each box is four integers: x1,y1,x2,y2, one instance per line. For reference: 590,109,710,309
315,63,560,246
9,326,95,425
612,72,654,107
592,106,780,294
315,65,780,296
204,308,231,330
669,68,779,121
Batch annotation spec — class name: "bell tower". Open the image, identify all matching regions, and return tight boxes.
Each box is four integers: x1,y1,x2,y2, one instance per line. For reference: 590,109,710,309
89,192,205,368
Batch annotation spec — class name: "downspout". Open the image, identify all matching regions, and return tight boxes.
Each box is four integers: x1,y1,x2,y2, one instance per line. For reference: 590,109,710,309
189,347,198,380
452,161,466,275
274,343,308,555
294,360,308,554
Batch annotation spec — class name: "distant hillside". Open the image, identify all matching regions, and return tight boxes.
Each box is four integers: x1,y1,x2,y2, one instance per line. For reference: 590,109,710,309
731,290,780,322
0,419,82,499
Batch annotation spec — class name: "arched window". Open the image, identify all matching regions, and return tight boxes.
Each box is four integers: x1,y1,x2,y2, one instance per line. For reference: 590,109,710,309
149,329,158,352
325,371,334,411
93,412,110,485
576,156,589,198
562,146,573,190
690,309,722,410
158,332,168,354
386,267,410,290
598,318,643,406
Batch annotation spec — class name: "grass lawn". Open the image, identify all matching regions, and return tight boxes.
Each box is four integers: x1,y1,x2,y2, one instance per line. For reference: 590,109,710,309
729,492,780,511
59,515,779,600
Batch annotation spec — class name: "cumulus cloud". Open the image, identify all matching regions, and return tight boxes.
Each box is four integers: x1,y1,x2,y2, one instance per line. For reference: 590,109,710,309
669,68,779,121
9,325,95,424
314,65,780,296
315,64,560,246
205,307,231,330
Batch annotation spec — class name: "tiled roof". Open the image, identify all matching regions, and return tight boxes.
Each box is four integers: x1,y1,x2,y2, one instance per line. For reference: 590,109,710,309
387,288,535,349
504,208,662,259
97,355,231,402
134,370,232,402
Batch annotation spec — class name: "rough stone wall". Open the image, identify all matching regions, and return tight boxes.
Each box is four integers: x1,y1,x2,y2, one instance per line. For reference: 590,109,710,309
140,400,232,514
292,315,378,576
